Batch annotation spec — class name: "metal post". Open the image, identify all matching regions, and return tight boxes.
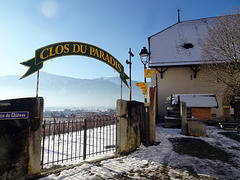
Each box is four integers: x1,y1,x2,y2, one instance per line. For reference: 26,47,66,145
67,120,70,160
145,105,149,147
144,64,147,103
144,64,149,146
36,70,40,97
121,80,122,100
58,121,60,163
126,48,134,101
41,120,46,169
52,121,55,164
155,71,159,122
75,121,77,160
129,48,132,101
83,118,87,160
100,118,102,153
92,119,95,155
96,118,98,155
62,121,65,163
103,118,105,153
71,120,73,160
79,121,82,158
47,122,50,164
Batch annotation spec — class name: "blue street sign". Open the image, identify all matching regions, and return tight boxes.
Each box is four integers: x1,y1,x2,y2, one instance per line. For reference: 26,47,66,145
0,111,29,120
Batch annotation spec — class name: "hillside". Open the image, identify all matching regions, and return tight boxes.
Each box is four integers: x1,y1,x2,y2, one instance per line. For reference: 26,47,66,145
0,72,145,108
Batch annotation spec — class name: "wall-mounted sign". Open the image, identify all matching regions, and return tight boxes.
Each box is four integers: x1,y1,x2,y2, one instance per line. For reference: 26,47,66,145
144,69,157,78
0,111,29,120
136,82,148,95
20,42,129,87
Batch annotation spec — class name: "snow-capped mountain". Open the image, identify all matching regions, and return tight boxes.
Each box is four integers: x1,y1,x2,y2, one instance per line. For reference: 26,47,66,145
0,72,144,108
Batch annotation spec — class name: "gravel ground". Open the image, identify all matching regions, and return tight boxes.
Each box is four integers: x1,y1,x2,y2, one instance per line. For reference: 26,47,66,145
219,132,240,143
169,137,236,166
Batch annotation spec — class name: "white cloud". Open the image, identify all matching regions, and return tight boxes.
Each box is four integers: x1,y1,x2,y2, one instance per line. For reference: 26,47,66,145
41,0,59,18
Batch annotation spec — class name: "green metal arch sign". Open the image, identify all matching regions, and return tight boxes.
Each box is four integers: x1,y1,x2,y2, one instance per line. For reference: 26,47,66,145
20,42,129,87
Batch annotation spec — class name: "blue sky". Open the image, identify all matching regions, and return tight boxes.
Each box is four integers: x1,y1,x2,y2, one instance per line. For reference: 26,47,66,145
0,0,239,82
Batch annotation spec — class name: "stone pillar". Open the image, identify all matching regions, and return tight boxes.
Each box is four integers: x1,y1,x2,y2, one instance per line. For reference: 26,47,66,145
149,87,156,144
180,101,188,135
28,97,44,176
188,121,207,137
116,99,142,154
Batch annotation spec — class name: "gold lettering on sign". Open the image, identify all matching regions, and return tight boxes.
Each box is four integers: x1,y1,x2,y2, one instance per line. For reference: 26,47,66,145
64,44,70,53
109,56,115,66
73,44,80,53
49,47,56,57
40,48,49,60
99,50,105,60
89,47,95,55
55,45,64,55
80,45,87,54
104,54,109,62
118,63,122,72
93,48,100,58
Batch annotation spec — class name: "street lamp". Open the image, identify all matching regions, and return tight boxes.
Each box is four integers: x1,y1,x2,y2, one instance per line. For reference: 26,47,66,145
139,46,150,147
139,47,150,102
126,48,134,101
139,47,149,69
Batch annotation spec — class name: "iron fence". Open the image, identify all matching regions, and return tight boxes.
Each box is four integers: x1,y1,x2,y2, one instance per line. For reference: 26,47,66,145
41,116,116,169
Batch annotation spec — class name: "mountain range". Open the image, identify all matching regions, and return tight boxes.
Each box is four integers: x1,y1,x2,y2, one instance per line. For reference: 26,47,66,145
0,72,146,108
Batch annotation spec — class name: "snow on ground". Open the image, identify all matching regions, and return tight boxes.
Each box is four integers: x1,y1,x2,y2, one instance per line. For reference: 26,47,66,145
41,124,116,169
40,124,240,180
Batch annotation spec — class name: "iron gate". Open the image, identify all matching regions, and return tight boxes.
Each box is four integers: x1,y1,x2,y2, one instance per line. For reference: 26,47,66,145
41,116,116,169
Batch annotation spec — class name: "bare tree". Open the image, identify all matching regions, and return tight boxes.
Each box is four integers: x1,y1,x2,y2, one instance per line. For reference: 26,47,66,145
201,9,240,101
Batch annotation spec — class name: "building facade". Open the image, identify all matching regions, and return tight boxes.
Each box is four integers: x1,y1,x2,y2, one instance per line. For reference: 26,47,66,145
148,16,232,122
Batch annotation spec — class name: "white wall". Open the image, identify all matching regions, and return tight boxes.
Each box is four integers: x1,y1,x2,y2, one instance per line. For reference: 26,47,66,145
151,66,226,122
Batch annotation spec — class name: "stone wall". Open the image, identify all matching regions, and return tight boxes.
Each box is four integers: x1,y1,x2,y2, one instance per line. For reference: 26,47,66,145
0,97,43,180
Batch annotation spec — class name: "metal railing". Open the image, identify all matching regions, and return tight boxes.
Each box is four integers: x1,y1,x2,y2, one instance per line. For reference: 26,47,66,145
41,116,116,169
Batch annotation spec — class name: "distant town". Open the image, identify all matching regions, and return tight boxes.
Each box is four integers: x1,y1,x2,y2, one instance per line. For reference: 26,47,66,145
43,107,116,122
